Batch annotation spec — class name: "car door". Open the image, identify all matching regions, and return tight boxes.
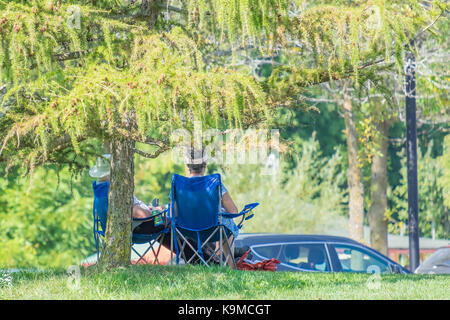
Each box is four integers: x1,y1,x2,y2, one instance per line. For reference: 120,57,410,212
328,243,392,274
251,242,332,272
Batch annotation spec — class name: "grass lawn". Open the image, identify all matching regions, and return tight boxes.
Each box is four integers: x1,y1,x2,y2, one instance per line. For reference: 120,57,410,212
1,264,449,300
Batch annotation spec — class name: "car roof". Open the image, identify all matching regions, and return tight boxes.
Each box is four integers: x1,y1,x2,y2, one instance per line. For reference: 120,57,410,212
236,233,363,246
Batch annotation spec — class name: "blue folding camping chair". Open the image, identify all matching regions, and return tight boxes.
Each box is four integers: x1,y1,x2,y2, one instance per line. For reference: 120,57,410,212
169,173,258,267
92,180,170,265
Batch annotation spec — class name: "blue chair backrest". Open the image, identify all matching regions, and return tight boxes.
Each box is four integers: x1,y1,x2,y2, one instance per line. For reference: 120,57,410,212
171,173,222,231
92,180,109,233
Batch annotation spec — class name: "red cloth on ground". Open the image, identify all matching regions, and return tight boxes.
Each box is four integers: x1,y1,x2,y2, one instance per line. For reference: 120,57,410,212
236,250,280,271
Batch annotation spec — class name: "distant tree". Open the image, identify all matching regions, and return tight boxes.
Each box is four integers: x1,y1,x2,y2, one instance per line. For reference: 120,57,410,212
221,134,348,235
437,135,450,211
289,1,447,250
390,141,449,240
365,14,449,253
0,166,93,268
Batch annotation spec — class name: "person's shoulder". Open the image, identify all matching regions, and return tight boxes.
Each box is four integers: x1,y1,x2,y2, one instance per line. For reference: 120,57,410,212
220,182,228,195
133,196,144,205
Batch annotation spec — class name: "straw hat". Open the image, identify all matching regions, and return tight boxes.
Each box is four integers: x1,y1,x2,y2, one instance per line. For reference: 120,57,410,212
89,154,111,178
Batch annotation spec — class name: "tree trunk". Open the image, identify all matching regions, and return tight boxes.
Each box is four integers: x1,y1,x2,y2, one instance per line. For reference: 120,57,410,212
99,107,136,270
342,96,365,243
368,119,391,255
98,137,135,270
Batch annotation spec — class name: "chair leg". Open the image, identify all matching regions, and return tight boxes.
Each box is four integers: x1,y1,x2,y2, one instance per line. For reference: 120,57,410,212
149,240,160,265
222,232,236,269
176,232,190,264
96,233,100,263
179,236,199,265
170,227,173,266
134,239,161,265
96,234,104,265
154,233,165,265
133,236,167,265
176,230,209,266
170,227,234,268
132,245,150,265
205,244,222,265
219,226,223,266
132,246,143,264
215,227,236,269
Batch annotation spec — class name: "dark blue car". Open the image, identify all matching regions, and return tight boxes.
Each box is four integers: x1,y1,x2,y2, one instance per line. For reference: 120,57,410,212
234,233,411,274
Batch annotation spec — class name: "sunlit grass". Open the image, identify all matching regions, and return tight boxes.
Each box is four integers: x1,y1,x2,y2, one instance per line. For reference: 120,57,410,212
1,265,449,300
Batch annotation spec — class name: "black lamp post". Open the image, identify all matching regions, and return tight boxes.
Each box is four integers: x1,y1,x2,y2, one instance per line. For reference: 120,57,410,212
405,45,420,272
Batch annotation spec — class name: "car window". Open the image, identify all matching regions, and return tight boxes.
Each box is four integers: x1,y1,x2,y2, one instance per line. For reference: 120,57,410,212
280,243,330,272
332,244,389,273
252,245,281,260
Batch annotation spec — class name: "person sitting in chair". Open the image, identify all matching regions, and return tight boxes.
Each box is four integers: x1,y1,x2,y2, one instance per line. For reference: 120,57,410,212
90,153,220,265
89,154,169,235
170,147,240,269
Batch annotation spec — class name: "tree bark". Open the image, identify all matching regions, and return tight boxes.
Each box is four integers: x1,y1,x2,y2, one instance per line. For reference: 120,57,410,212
342,96,365,243
368,119,391,255
98,136,135,270
99,107,136,270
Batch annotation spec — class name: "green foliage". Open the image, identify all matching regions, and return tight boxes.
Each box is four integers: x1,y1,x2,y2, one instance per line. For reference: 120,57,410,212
437,135,450,208
0,23,269,175
133,151,184,205
0,0,278,181
0,152,185,269
0,166,92,268
0,0,447,269
0,0,445,177
221,134,348,234
356,114,382,168
388,140,449,239
274,0,446,88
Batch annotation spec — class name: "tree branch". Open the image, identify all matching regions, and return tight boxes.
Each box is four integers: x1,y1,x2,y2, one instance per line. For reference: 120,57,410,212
134,144,170,158
412,8,447,43
52,50,90,62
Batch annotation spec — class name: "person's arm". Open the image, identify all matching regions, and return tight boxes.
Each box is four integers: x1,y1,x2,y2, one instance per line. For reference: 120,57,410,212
222,192,238,214
132,197,164,219
133,205,151,219
133,205,165,219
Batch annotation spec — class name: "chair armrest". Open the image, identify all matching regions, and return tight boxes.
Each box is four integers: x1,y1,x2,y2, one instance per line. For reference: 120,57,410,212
221,202,259,228
132,208,169,222
221,212,245,219
241,203,259,214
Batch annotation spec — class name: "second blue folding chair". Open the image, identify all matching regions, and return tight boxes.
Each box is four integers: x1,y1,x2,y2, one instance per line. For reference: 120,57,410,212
169,173,258,267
